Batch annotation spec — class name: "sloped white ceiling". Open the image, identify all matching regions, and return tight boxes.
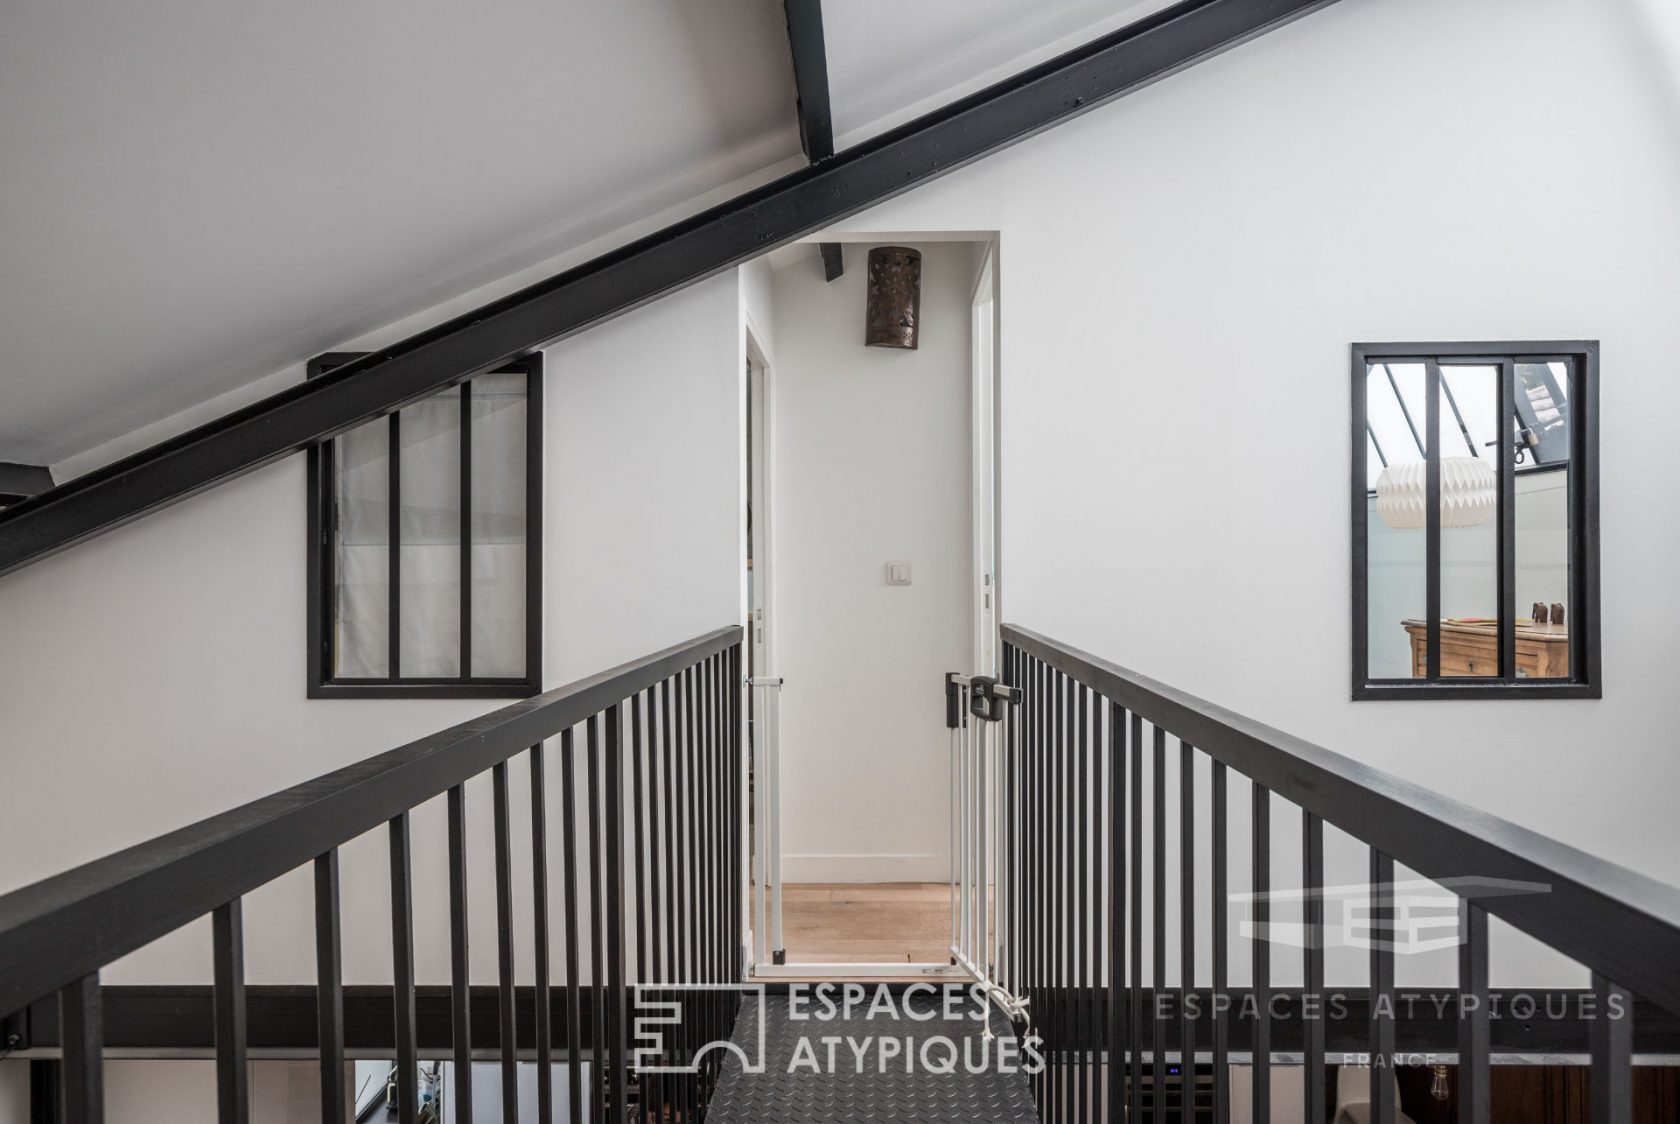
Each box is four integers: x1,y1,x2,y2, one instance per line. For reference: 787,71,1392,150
0,0,800,464
5,0,1463,467
823,0,1177,144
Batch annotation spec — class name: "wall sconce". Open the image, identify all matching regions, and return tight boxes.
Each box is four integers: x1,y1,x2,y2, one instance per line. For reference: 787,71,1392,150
865,246,922,349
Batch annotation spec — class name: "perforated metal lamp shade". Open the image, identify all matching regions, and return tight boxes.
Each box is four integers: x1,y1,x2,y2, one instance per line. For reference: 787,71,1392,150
1374,456,1496,529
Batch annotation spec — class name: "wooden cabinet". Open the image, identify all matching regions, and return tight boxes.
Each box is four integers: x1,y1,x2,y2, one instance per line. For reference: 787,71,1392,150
1402,619,1569,679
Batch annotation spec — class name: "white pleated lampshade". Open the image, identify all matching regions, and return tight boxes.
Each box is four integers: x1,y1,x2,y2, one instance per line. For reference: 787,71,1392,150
1374,457,1496,529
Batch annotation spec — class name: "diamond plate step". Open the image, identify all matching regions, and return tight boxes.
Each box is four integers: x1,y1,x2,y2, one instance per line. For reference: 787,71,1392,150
705,987,1039,1123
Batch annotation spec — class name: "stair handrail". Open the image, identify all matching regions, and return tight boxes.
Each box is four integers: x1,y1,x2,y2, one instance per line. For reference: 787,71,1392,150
1002,622,1680,1019
0,624,740,1021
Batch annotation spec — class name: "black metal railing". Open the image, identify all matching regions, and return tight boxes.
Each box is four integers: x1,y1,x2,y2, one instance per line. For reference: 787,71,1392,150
999,623,1680,1123
0,625,744,1124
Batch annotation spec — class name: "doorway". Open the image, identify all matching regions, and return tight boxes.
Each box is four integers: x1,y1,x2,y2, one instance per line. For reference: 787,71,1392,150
746,237,999,976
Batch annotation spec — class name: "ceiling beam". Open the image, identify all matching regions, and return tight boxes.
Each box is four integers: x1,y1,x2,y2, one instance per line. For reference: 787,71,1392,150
0,463,52,507
780,0,846,280
819,242,845,283
0,0,1342,579
781,0,835,162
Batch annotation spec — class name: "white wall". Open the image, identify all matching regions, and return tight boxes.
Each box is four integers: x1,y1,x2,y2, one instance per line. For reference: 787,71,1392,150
0,279,740,993
768,242,975,882
820,0,1680,983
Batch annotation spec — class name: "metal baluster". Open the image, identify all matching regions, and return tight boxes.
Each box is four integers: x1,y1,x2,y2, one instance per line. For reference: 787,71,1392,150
635,688,655,1115
1369,850,1394,1124
733,645,745,991
695,660,711,1084
694,665,710,1104
60,974,104,1123
1212,764,1229,1124
532,744,555,1123
1590,972,1631,1124
1089,692,1103,1124
659,679,679,1120
213,899,249,1124
1107,701,1125,1124
712,658,726,1059
1075,684,1090,1124
701,657,718,1083
606,704,628,1124
493,762,518,1123
1153,725,1167,1110
561,729,585,1124
1003,648,1016,1004
315,851,346,1124
1457,901,1489,1124
1303,813,1325,1124
1253,785,1270,1124
683,666,700,1120
389,815,418,1124
444,789,471,1124
632,691,651,1119
587,717,607,1124
1128,711,1144,1124
1180,742,1195,1124
1028,658,1041,1102
1052,670,1066,1124
1023,659,1037,1108
980,681,991,994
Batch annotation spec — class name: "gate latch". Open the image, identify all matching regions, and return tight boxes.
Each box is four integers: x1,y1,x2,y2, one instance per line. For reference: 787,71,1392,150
968,676,1017,722
947,674,1019,725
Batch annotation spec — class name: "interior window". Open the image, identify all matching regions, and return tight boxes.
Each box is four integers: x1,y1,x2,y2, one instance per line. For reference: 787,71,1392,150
1353,343,1598,699
307,352,542,698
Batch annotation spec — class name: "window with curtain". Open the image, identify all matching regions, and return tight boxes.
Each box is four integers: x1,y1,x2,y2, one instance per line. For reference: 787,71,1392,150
306,352,542,698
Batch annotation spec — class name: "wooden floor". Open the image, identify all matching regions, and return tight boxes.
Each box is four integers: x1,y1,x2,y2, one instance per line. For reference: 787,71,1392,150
778,882,953,966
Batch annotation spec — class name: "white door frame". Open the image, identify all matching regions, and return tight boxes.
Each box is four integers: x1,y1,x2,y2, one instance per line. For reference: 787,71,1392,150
744,330,788,971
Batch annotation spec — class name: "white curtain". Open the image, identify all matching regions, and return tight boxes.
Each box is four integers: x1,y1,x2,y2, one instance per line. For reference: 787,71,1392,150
332,376,527,681
469,372,527,678
333,419,390,678
398,387,462,677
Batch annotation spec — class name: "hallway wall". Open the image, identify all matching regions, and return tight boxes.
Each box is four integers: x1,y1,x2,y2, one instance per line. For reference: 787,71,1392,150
823,0,1680,985
767,241,977,883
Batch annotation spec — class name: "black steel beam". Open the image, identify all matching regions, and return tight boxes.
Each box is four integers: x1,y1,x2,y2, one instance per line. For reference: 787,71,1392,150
0,463,52,505
0,0,1340,578
781,0,835,162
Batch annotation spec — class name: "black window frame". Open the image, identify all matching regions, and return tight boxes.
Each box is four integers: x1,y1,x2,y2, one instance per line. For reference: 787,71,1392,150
306,351,543,699
1351,340,1600,701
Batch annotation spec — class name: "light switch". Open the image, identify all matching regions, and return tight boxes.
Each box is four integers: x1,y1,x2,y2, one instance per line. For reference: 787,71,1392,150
886,561,912,586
